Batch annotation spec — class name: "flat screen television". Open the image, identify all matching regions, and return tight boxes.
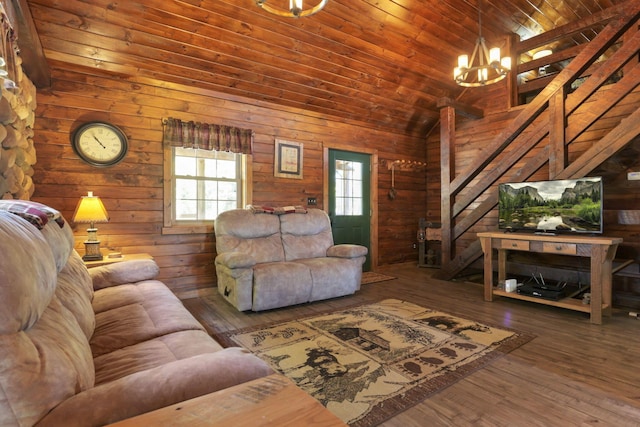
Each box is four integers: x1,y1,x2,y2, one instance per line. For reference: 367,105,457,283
498,177,603,234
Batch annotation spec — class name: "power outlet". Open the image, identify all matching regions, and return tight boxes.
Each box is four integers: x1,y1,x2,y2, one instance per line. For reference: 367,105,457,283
307,197,317,206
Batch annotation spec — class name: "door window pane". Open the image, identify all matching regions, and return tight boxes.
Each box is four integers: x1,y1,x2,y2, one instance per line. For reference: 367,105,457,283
335,159,363,216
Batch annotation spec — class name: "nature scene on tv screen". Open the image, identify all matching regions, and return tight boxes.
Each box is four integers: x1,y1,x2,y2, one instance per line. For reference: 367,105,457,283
498,178,602,233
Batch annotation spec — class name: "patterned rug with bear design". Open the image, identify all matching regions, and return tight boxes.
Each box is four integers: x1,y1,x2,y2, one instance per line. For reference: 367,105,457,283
220,299,534,426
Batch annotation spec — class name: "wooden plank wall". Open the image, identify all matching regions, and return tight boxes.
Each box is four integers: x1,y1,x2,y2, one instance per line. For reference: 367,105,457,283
31,67,427,297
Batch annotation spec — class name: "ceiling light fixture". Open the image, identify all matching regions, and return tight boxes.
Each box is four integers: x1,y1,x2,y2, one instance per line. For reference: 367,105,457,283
532,49,553,60
454,1,511,87
532,49,553,75
255,0,328,18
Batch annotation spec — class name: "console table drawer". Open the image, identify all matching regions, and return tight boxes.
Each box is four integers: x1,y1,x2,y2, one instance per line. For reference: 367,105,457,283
542,242,577,255
499,239,530,250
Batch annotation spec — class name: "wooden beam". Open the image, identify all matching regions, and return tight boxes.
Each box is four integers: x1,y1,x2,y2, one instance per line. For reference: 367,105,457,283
440,105,456,267
517,44,585,75
452,123,549,217
516,0,634,53
558,107,640,179
567,29,640,116
439,240,483,280
622,19,639,78
566,65,640,144
506,34,518,109
7,0,50,87
452,144,551,240
437,97,484,120
549,89,567,179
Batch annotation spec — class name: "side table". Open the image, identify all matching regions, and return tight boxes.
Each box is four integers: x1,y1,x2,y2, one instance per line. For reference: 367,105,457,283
83,253,153,268
107,373,347,426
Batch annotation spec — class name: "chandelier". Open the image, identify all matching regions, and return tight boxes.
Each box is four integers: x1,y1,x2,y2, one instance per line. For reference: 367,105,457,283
453,1,511,87
255,0,328,18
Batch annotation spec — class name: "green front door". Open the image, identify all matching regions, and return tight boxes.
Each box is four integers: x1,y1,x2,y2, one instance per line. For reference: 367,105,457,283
328,149,371,271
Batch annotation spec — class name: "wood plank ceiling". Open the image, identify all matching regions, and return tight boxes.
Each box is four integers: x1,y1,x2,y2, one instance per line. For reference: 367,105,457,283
23,0,627,136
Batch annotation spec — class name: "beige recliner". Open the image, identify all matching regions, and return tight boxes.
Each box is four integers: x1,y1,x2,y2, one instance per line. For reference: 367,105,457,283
214,208,367,311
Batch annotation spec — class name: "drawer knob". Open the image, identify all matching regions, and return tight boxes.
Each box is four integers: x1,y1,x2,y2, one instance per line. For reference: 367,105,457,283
512,243,518,247
556,245,562,250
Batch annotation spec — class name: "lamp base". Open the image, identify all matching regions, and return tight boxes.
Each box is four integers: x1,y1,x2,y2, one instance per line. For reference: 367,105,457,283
83,240,103,261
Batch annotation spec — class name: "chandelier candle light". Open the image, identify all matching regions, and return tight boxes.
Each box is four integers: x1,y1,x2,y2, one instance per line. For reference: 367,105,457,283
454,1,511,87
73,191,110,261
255,0,328,18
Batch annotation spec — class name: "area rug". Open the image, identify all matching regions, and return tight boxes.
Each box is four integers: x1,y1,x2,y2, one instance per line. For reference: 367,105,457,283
360,271,396,285
221,299,534,426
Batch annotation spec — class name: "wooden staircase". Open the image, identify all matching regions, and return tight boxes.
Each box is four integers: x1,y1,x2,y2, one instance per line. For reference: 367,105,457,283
438,1,640,279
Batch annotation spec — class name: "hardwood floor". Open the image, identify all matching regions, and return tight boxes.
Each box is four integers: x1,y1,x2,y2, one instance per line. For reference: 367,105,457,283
182,263,640,426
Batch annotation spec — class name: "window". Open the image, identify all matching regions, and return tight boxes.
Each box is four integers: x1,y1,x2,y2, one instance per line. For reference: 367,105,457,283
163,147,250,234
334,159,363,216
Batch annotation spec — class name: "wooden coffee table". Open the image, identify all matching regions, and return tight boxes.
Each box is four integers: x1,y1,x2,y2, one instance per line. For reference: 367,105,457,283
108,374,347,426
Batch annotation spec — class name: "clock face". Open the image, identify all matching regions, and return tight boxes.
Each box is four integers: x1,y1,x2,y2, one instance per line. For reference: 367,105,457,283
72,122,128,167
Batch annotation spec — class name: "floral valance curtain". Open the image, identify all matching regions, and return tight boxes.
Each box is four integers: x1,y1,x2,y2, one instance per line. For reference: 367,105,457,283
163,117,253,154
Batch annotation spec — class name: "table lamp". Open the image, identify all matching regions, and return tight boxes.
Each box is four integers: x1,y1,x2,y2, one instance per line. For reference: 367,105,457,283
73,191,109,261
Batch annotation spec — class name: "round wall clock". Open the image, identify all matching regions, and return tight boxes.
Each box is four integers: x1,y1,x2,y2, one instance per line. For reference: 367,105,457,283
72,121,128,167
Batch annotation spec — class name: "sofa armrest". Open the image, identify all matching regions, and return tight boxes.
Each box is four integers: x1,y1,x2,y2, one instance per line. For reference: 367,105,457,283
327,244,368,259
90,259,160,290
35,348,273,427
215,251,256,269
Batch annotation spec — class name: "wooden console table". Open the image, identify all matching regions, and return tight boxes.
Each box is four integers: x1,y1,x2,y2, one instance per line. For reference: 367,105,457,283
108,374,347,426
478,232,622,324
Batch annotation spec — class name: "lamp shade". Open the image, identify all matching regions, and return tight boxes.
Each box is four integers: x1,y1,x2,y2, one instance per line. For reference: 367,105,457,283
73,191,109,224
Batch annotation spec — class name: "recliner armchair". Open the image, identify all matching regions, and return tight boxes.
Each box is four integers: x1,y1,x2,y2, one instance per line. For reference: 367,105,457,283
214,208,367,311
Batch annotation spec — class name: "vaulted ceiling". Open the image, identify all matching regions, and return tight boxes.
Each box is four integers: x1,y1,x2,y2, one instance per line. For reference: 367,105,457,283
21,0,628,135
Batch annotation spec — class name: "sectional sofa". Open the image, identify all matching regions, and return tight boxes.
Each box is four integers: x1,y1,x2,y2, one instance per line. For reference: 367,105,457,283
0,201,272,426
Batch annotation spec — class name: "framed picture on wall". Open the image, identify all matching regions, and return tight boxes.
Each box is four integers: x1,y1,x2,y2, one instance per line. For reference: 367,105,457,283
274,139,303,179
